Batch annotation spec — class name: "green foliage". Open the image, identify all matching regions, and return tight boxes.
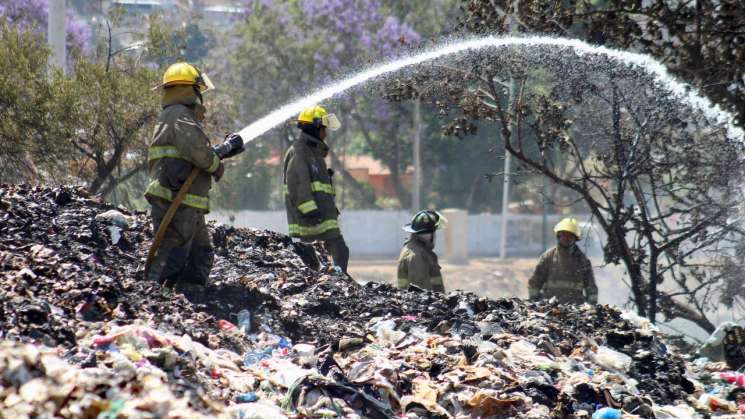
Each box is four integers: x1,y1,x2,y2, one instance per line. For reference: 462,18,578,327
52,56,159,195
0,22,67,183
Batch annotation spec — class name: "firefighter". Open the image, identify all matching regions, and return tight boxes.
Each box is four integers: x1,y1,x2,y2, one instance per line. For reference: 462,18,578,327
528,217,598,304
397,210,447,292
145,62,244,287
283,105,349,272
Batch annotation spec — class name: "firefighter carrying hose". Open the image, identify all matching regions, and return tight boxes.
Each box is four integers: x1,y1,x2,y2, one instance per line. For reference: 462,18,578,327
283,105,349,273
145,62,244,288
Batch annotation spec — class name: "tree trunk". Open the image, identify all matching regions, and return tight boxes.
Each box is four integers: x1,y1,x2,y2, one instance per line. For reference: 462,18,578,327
648,248,659,323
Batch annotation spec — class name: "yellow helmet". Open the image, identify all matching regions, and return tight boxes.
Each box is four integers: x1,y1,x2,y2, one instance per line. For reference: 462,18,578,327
297,105,341,131
153,62,214,92
554,217,581,240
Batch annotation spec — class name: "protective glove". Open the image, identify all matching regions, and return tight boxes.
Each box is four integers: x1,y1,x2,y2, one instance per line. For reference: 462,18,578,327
212,162,225,182
212,133,245,160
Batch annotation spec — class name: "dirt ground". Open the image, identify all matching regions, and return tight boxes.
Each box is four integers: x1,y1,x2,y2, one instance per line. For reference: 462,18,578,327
349,257,537,300
350,257,739,342
349,257,633,304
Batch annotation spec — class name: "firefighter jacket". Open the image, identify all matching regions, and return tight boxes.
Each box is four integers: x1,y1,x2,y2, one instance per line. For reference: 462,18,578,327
283,133,341,241
144,87,221,212
528,245,598,304
397,235,444,292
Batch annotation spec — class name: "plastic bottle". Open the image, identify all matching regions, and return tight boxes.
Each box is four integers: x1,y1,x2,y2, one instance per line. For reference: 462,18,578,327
237,310,251,334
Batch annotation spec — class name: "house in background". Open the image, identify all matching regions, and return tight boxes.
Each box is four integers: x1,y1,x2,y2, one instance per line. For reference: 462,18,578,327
99,0,245,23
261,150,412,201
342,155,412,199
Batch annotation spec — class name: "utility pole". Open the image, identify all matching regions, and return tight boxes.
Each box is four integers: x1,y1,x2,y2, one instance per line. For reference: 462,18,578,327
412,100,422,211
542,176,548,252
499,79,515,259
47,0,67,72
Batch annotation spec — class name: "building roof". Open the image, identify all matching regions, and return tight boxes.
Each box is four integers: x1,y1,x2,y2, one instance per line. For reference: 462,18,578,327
260,152,411,176
343,155,392,176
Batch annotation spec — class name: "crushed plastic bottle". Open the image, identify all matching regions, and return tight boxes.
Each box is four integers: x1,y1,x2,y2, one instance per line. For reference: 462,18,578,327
237,310,251,334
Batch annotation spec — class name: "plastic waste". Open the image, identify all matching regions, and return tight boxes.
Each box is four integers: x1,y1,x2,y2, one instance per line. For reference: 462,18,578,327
698,393,737,412
226,400,287,419
243,350,271,367
720,371,745,386
95,209,132,228
217,319,237,331
236,392,258,403
107,225,122,245
592,407,622,419
277,336,292,349
593,346,632,372
506,340,556,369
237,309,251,334
620,310,659,335
292,343,315,356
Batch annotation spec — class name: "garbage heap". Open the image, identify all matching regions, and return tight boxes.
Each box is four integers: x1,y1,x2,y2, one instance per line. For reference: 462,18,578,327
1,184,743,418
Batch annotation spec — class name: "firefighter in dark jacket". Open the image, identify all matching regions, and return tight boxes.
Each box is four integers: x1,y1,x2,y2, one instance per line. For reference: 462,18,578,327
145,62,244,286
528,217,598,304
397,210,447,292
283,105,349,272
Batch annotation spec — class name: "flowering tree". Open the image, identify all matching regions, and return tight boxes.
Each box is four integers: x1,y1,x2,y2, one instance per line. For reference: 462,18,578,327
219,0,421,208
0,0,90,183
0,0,90,56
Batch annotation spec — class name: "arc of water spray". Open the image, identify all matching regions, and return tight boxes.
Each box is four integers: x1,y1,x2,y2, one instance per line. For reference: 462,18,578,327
236,36,743,143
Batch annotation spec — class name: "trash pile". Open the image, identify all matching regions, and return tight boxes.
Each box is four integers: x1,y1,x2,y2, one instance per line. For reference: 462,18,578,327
1,184,744,418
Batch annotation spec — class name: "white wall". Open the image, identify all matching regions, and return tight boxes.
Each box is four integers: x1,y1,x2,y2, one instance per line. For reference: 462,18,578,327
208,210,601,258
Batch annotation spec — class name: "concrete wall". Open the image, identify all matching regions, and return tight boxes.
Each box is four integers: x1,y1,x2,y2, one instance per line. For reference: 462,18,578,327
208,210,602,258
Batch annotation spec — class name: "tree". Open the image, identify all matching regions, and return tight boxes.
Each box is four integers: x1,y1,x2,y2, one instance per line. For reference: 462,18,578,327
218,0,421,209
1,0,90,56
386,43,745,332
53,57,158,196
0,1,92,184
458,0,745,125
0,21,67,184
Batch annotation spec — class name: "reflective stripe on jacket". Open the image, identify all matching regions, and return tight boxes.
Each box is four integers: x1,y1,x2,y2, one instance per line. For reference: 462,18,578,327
528,245,598,304
283,133,340,241
397,235,444,292
144,89,220,212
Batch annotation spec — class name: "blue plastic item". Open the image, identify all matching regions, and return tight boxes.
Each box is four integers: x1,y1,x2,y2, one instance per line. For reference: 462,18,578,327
236,392,259,403
278,337,292,349
592,407,622,419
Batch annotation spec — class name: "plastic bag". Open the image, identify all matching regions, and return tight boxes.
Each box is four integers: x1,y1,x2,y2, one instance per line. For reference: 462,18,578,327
593,346,632,372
